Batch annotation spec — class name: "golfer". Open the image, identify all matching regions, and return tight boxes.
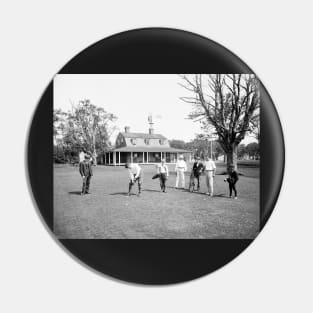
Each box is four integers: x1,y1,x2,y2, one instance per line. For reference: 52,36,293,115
157,159,169,192
224,164,239,199
191,156,205,191
175,155,187,189
204,156,216,196
125,162,142,196
79,153,93,195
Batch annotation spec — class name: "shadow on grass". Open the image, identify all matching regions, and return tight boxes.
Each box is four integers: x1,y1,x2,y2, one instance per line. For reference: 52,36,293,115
109,192,129,196
213,193,229,198
180,189,228,198
142,189,162,193
142,185,180,193
68,191,82,195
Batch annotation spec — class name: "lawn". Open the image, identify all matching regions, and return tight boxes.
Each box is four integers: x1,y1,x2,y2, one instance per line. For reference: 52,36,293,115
54,162,259,239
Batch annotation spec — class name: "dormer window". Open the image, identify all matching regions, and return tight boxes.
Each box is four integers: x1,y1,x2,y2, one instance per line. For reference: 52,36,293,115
159,139,165,145
144,138,150,145
130,138,137,145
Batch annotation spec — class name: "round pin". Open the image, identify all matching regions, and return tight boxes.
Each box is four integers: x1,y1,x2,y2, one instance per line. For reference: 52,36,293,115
27,28,284,284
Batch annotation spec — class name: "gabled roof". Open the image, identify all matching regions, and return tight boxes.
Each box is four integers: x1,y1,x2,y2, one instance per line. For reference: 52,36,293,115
112,146,191,153
120,132,167,140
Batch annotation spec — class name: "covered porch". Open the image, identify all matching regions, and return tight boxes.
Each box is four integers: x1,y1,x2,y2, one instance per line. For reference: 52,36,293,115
102,147,192,166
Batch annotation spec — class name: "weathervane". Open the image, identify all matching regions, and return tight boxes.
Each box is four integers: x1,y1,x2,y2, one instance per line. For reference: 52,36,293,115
148,113,154,128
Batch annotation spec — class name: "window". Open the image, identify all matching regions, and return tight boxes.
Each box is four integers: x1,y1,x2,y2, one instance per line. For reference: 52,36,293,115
159,139,165,145
144,138,150,145
130,138,137,145
148,152,161,163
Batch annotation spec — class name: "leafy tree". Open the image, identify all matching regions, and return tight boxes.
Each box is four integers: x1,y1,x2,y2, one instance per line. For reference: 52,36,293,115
53,109,67,141
68,99,117,155
246,142,260,159
53,109,68,162
53,99,117,163
180,74,260,170
185,135,207,159
185,134,223,160
237,143,247,159
169,139,187,150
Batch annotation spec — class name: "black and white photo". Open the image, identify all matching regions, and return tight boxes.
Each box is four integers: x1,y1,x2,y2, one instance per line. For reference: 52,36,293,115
53,74,260,239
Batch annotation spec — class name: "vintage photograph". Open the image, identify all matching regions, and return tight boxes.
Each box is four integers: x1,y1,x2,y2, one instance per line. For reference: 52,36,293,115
53,74,260,239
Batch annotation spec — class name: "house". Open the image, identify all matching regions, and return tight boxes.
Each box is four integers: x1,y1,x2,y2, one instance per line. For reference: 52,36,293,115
103,126,192,165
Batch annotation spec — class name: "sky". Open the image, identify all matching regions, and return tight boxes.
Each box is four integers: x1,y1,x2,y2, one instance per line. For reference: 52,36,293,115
54,74,256,144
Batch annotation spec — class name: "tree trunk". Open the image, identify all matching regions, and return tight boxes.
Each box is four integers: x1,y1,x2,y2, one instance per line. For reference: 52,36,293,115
226,145,238,172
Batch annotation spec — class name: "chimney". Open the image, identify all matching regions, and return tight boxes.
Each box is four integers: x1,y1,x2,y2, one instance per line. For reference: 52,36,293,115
124,126,130,133
149,128,154,135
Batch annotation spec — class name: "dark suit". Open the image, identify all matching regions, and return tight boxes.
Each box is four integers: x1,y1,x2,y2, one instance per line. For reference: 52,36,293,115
227,170,239,197
192,161,205,190
79,160,93,194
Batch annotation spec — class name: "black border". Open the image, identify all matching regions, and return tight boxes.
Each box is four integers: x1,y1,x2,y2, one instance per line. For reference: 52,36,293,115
27,28,285,284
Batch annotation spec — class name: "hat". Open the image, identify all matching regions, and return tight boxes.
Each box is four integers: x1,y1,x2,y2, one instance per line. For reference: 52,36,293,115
179,155,184,159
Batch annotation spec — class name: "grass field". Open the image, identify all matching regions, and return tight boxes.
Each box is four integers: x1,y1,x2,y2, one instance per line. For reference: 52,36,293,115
54,161,259,239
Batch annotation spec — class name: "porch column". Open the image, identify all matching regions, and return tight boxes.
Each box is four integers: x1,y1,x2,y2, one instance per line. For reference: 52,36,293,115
176,152,179,162
119,152,121,165
104,152,107,164
160,151,162,161
113,151,116,166
143,151,145,163
131,152,133,163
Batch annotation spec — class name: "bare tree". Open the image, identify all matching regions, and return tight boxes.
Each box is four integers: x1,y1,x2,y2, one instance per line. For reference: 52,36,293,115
180,74,260,170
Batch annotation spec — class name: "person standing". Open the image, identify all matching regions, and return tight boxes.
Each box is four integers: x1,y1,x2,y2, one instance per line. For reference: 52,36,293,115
224,164,239,199
175,155,187,189
191,156,205,191
79,154,93,195
157,159,169,192
204,156,216,196
125,162,142,196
